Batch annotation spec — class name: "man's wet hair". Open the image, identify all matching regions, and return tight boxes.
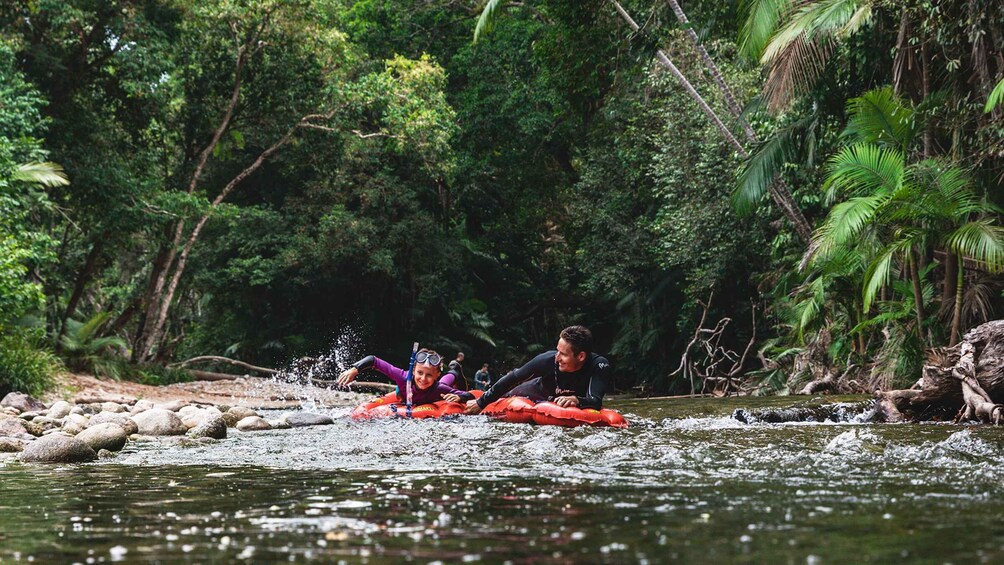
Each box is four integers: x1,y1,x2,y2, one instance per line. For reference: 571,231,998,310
560,325,593,355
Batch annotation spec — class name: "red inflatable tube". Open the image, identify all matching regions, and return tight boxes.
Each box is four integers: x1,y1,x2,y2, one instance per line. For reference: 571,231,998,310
530,401,629,428
351,390,483,420
351,390,628,428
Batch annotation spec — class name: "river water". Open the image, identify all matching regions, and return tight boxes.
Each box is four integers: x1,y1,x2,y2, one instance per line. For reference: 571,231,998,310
2,394,1004,563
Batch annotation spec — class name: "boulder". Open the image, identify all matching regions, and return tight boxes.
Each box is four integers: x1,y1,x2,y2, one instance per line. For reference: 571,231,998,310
89,412,139,435
223,406,259,427
236,416,271,431
131,409,187,436
157,399,189,412
61,414,90,436
268,419,292,430
76,423,128,452
284,412,334,427
69,406,85,416
187,414,227,440
101,402,126,413
130,399,155,414
20,434,97,463
0,417,34,440
1,392,46,413
180,406,223,429
0,437,26,453
47,400,73,419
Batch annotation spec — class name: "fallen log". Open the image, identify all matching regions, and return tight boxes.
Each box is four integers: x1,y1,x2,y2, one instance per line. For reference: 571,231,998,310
170,355,279,375
877,319,1004,423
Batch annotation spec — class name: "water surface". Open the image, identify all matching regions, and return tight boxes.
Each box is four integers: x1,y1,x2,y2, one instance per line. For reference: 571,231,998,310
3,395,1004,563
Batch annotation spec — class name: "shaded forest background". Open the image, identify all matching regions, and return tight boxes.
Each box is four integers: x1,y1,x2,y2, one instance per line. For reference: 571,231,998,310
1,0,1002,397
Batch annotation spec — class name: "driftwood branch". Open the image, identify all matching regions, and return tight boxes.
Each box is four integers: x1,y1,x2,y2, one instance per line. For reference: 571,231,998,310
170,355,279,375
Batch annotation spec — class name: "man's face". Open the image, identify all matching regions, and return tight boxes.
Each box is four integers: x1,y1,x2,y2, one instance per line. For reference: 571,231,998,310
555,338,587,372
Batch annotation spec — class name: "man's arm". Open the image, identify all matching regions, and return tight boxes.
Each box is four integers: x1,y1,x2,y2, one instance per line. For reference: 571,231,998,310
576,356,611,409
475,351,554,409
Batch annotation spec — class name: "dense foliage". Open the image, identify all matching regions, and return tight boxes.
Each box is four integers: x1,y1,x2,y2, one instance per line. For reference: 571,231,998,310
0,0,1001,396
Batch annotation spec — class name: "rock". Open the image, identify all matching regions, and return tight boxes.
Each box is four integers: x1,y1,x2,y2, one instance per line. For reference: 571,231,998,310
30,417,61,434
0,437,26,452
97,449,117,459
2,406,20,416
1,392,46,413
18,410,42,420
284,412,334,427
187,414,227,440
101,402,126,413
268,419,291,430
21,420,45,437
76,423,128,452
130,409,187,436
130,399,155,415
157,399,189,412
61,414,90,436
180,406,224,430
20,434,97,463
223,406,259,427
47,400,73,419
236,416,271,431
89,412,139,436
69,406,85,416
0,418,34,440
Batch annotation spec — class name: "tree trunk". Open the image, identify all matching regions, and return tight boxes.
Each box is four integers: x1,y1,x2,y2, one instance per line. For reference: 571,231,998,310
57,236,106,346
609,1,812,242
950,260,964,346
909,248,925,335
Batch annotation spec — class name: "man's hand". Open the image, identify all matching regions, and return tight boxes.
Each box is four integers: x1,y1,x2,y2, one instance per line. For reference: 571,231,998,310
554,396,579,408
336,367,358,387
443,393,461,403
463,399,482,415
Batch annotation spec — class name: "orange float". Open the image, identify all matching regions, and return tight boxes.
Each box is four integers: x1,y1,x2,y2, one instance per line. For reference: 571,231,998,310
351,390,628,428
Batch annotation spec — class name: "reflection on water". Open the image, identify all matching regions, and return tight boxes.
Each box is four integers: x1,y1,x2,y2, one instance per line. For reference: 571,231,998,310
3,395,1004,563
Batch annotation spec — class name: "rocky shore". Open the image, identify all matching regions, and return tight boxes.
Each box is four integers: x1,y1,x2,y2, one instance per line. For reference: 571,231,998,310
0,375,366,464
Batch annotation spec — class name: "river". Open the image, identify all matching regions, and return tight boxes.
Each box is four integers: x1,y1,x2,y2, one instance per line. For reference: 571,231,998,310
2,394,1003,563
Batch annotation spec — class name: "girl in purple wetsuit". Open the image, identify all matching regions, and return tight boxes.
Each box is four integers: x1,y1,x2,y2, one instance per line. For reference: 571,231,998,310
336,349,474,405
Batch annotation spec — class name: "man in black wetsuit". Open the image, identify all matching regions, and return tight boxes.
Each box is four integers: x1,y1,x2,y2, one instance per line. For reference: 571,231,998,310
463,325,611,414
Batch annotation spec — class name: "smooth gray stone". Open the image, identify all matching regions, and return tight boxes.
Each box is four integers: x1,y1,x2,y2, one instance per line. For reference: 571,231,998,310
20,434,97,463
1,392,46,413
284,412,334,427
187,414,227,440
131,409,187,436
76,423,128,452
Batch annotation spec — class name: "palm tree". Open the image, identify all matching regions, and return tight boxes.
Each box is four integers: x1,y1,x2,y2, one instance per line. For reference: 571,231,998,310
809,88,1004,344
11,161,70,188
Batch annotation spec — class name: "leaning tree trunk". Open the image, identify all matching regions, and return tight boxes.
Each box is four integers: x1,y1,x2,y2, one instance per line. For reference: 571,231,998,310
876,319,1004,423
610,1,812,243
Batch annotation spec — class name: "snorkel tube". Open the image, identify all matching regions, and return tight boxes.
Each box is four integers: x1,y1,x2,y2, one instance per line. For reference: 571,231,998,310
404,341,418,417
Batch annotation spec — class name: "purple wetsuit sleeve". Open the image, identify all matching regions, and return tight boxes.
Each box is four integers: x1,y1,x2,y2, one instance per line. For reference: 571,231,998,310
370,357,408,388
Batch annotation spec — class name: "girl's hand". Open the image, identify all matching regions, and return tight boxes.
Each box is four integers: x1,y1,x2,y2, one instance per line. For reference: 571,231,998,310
336,367,358,387
443,393,461,403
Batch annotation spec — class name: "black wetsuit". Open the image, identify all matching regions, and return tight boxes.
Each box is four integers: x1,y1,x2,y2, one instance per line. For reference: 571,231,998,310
476,351,612,410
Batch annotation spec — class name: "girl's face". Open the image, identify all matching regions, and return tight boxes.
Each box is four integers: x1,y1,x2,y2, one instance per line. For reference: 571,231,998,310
413,364,441,390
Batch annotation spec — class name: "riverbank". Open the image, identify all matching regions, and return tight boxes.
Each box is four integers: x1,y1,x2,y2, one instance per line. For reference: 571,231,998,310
45,371,367,409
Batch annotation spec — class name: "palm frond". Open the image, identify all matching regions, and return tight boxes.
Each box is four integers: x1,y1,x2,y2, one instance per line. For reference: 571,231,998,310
843,87,915,150
861,237,914,312
947,220,1004,273
474,0,508,42
760,0,868,111
985,77,1004,113
762,33,833,112
738,0,794,61
13,162,70,188
811,194,885,260
734,112,817,214
822,143,904,202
